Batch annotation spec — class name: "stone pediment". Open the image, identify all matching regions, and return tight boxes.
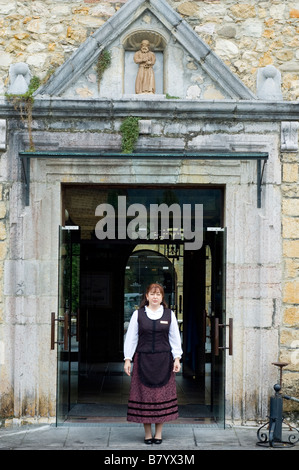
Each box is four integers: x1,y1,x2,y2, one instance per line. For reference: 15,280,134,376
36,0,256,100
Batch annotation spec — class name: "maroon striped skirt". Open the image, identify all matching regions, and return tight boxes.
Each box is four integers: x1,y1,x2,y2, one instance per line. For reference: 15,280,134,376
127,353,179,424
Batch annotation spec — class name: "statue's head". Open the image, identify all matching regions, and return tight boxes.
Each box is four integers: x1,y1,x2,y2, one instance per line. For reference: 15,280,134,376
141,40,150,52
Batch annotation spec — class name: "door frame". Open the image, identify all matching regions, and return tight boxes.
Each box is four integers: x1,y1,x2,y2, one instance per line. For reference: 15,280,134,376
55,185,229,425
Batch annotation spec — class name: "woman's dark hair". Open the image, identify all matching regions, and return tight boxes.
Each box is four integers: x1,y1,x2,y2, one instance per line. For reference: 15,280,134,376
140,283,168,308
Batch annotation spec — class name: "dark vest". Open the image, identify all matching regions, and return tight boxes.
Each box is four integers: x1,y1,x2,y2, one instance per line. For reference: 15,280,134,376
136,307,171,354
136,307,173,388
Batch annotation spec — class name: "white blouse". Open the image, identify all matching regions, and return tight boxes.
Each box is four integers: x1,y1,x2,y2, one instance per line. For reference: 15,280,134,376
124,305,183,361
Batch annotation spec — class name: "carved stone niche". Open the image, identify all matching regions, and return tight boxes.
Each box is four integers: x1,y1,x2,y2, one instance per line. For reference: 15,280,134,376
123,30,167,95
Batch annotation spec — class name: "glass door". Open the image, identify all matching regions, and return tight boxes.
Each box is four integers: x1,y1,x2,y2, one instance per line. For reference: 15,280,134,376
209,228,228,428
56,225,80,425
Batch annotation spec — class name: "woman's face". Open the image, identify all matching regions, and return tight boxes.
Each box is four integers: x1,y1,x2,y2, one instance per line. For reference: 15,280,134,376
146,288,162,308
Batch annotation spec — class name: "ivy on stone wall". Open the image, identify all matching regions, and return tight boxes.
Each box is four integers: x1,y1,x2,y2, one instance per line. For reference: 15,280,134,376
96,49,111,90
120,116,140,154
5,76,41,151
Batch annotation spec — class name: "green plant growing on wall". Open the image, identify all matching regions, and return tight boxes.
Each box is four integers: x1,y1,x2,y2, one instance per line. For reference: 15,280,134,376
120,116,140,154
166,93,180,99
96,49,111,90
5,76,41,151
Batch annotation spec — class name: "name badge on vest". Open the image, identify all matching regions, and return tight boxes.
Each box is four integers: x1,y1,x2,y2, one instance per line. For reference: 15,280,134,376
160,320,168,324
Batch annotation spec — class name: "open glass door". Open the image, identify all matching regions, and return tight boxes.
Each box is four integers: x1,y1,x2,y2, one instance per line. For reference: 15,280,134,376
209,227,229,428
56,225,80,425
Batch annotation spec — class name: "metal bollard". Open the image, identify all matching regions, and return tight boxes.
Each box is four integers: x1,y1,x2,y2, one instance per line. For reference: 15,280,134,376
256,384,299,448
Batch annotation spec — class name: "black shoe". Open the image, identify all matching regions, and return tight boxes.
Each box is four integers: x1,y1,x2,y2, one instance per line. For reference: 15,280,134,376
153,437,162,444
144,438,153,445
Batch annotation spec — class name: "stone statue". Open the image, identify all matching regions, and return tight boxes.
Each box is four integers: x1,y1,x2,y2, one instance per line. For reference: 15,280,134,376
134,40,156,94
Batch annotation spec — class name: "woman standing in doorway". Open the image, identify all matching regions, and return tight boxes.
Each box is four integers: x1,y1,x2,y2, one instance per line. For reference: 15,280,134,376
124,283,182,444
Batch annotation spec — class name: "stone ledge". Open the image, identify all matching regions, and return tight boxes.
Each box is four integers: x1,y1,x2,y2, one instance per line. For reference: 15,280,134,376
1,97,299,121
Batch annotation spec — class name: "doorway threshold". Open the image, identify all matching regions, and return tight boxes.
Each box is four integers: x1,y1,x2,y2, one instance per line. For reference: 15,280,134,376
64,417,218,428
65,403,216,426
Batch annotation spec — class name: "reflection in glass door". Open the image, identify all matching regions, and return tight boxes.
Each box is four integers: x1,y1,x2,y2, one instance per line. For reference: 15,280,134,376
124,247,178,326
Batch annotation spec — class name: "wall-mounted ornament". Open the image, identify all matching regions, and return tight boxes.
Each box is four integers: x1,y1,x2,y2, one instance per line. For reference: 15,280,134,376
256,65,283,101
7,62,31,95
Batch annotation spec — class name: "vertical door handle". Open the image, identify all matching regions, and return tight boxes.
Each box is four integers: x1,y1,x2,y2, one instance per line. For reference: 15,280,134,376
63,313,69,350
228,317,233,355
214,317,219,355
50,312,69,351
202,310,207,344
51,312,55,350
70,309,80,341
214,317,233,356
76,308,80,342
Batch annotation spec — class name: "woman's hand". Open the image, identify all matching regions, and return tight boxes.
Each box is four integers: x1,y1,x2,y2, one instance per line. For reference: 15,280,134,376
173,357,181,373
124,359,131,376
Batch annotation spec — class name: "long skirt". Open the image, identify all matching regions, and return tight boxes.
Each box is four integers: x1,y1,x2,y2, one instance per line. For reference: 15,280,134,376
127,353,179,424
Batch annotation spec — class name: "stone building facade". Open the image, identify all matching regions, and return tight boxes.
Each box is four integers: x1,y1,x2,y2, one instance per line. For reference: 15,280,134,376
0,0,298,427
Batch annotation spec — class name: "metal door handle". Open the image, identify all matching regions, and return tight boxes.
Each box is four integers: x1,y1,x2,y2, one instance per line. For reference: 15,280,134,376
51,312,55,350
214,317,233,356
202,310,207,344
76,308,80,342
63,313,68,350
70,309,80,341
50,312,69,350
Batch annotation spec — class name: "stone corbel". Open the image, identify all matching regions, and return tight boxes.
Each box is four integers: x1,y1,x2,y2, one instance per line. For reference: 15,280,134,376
281,121,299,152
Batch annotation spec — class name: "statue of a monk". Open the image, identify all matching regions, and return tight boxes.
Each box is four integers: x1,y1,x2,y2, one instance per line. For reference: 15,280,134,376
134,40,156,94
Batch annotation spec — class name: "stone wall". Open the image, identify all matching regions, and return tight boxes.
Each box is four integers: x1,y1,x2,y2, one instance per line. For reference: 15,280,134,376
0,0,298,423
1,1,299,100
281,149,299,415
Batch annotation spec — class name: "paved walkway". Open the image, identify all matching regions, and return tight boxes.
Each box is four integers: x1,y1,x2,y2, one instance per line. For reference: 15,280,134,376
0,422,298,451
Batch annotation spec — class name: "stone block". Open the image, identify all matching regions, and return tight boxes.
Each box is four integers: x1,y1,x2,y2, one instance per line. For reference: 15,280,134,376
280,328,299,347
242,19,263,38
230,4,256,18
283,240,299,258
0,222,6,241
177,2,199,17
290,9,299,18
282,216,299,239
0,242,7,261
283,281,299,304
269,4,286,20
215,39,239,59
284,258,299,278
283,199,299,216
283,307,299,327
282,163,298,182
138,120,152,134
